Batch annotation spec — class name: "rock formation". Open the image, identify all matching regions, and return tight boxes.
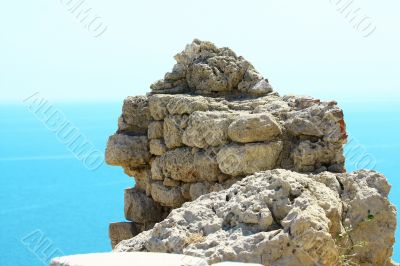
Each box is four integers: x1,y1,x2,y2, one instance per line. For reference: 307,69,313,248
105,40,348,245
115,169,397,266
104,39,397,265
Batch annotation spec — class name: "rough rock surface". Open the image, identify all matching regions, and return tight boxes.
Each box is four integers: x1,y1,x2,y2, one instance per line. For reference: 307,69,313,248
115,169,397,266
150,39,272,97
105,40,349,247
109,222,139,249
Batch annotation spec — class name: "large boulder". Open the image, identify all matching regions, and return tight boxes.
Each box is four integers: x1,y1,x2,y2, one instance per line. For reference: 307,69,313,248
115,169,397,266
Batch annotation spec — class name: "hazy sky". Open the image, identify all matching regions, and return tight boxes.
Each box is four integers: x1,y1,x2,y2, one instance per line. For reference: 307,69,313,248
1,0,399,103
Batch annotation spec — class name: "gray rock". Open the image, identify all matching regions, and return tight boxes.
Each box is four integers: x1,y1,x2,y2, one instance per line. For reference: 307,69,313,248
189,182,210,200
115,170,396,266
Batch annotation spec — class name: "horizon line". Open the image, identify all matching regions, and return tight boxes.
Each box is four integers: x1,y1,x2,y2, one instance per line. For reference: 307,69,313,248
2,98,400,105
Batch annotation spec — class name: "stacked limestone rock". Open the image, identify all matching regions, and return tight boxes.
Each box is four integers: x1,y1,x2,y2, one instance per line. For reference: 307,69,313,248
105,40,397,265
106,40,348,247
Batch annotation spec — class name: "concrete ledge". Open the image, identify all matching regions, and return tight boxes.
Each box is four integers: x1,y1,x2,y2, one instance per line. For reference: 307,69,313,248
49,252,262,266
212,263,262,266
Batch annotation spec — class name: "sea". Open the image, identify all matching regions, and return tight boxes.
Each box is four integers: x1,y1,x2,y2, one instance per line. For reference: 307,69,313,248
0,100,399,265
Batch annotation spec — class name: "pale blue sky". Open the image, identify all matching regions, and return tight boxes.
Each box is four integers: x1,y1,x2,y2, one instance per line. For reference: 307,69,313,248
1,0,399,103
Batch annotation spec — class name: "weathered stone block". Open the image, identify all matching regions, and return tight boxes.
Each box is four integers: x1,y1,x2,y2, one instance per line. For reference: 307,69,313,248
148,94,173,120
227,113,282,143
292,141,344,173
285,117,323,137
124,188,164,223
147,121,164,139
149,139,167,156
182,111,236,148
151,182,186,207
109,222,139,249
166,95,209,115
217,142,283,176
150,157,164,181
118,96,151,134
105,134,150,167
163,115,188,149
160,148,197,182
163,177,180,187
194,150,221,182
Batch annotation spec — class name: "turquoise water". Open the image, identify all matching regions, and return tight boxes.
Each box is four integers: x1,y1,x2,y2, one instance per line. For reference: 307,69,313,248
0,101,399,265
0,103,132,266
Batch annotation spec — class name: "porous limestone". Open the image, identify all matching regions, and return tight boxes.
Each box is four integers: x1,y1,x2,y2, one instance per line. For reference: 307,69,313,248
115,169,397,266
105,40,348,249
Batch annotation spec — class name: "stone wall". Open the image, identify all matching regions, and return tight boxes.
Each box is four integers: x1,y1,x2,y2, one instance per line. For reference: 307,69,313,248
105,40,347,248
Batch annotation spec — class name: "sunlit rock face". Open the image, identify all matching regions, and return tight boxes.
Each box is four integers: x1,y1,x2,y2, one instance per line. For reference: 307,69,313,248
105,40,349,251
115,169,397,266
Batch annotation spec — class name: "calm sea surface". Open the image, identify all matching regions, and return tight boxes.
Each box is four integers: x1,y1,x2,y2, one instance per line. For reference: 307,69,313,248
0,101,399,265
